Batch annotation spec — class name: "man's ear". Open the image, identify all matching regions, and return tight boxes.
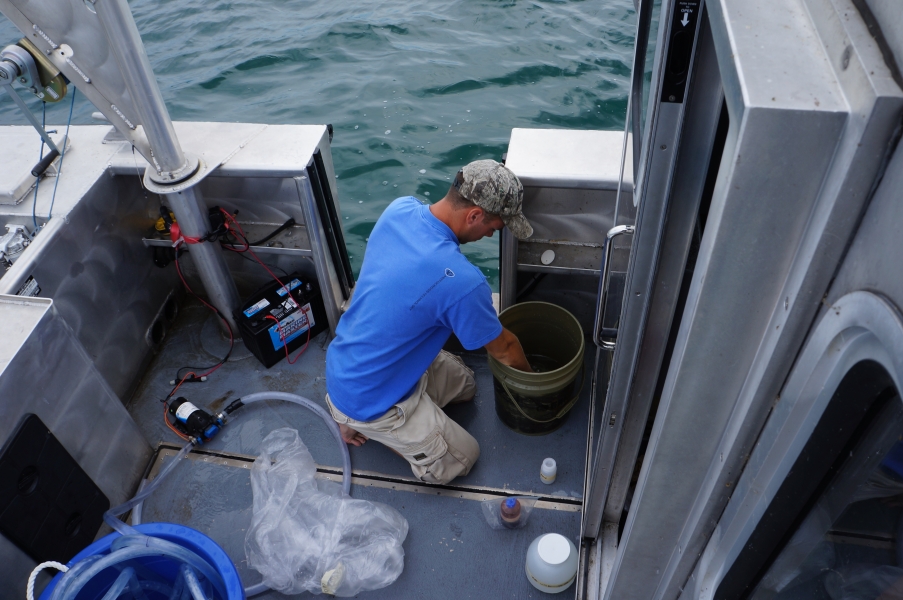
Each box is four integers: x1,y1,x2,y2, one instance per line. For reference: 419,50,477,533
465,207,484,224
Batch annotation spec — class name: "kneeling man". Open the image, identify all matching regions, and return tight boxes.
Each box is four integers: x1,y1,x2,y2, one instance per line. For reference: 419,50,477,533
325,160,533,484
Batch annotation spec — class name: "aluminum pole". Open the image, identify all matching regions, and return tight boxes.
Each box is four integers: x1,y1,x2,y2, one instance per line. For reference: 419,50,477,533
93,0,191,181
169,187,240,332
93,0,240,330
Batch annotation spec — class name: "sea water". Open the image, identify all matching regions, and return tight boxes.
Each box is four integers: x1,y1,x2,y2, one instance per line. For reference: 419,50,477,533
0,0,635,288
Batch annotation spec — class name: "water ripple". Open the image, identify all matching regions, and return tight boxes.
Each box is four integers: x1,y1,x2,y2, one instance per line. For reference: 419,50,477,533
0,0,636,287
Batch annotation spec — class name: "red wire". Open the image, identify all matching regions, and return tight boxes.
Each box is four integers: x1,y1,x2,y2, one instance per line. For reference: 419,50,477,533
221,222,250,252
183,211,308,371
163,401,190,441
173,246,233,379
222,206,315,365
265,307,312,364
218,209,294,299
169,371,197,398
225,209,313,365
218,208,250,253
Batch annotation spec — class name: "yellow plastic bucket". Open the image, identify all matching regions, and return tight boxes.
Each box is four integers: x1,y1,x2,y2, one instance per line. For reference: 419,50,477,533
488,302,585,435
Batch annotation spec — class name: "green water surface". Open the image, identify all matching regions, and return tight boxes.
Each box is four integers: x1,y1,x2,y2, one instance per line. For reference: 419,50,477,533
0,0,635,288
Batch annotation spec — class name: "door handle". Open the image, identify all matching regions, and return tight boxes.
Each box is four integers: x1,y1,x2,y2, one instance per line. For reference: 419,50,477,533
594,225,635,350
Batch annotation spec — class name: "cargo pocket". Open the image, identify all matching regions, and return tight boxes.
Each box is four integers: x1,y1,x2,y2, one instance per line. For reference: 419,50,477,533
404,428,450,482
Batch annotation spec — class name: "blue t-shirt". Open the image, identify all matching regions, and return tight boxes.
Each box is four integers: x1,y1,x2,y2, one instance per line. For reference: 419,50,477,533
325,197,502,421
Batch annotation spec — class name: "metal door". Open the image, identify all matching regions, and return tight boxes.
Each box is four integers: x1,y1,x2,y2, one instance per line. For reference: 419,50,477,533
586,0,903,597
584,0,724,541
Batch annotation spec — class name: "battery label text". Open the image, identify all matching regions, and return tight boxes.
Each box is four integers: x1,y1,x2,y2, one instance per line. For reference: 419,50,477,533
268,303,315,350
243,297,271,317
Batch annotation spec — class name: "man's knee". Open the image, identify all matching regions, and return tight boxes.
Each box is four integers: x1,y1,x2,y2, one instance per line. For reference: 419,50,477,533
430,350,477,405
411,429,480,485
459,369,477,400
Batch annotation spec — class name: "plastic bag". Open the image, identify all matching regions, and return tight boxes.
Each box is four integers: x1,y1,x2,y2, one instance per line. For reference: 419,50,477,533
245,428,409,596
480,496,538,529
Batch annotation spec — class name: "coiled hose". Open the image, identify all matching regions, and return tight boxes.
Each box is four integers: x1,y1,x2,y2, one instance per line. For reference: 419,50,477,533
32,392,351,600
227,391,352,497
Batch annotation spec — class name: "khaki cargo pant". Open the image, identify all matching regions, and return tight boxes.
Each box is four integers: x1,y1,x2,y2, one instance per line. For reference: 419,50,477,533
326,350,481,484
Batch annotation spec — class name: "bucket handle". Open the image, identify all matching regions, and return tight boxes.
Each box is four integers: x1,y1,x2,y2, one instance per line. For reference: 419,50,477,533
499,364,586,424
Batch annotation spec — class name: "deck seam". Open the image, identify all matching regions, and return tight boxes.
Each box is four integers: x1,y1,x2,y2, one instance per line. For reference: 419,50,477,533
149,443,583,511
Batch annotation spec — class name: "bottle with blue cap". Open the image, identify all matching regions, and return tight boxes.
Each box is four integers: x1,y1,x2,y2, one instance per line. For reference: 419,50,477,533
500,497,522,528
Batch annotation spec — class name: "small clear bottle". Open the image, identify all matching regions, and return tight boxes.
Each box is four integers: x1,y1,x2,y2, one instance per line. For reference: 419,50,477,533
540,458,557,484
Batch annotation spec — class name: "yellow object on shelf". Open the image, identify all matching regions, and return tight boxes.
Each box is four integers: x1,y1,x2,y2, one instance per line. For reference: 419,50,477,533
155,212,176,231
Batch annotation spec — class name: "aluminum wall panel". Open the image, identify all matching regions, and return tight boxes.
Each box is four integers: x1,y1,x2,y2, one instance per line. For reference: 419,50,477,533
0,295,151,593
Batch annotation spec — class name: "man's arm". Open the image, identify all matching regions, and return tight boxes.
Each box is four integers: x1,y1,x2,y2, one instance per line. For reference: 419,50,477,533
485,327,533,372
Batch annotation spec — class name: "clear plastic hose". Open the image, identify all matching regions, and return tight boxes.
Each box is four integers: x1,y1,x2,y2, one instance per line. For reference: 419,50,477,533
224,391,354,596
48,539,225,600
243,581,270,597
36,441,229,599
103,440,194,535
181,563,211,600
45,392,350,599
110,535,228,598
237,391,352,497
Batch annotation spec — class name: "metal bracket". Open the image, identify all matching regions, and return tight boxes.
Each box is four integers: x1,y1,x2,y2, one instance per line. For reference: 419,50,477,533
142,154,204,193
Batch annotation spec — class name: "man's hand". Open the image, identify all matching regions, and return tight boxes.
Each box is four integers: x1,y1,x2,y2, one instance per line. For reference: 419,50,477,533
485,328,533,372
339,423,368,446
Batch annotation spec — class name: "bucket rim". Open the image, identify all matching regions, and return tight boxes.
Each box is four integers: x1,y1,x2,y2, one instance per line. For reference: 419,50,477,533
489,353,583,380
492,301,585,378
39,522,245,600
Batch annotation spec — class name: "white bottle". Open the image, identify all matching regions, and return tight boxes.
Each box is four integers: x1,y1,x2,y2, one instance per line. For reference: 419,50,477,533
540,457,557,485
525,533,578,593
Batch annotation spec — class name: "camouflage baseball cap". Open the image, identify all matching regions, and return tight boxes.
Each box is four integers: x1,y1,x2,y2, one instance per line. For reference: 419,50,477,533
455,159,533,240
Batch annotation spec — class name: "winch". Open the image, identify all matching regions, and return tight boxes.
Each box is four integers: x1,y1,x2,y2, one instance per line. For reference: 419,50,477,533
0,224,31,270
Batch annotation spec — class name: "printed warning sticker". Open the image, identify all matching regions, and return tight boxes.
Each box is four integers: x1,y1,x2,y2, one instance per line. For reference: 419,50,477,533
268,303,315,350
16,276,41,297
268,297,299,320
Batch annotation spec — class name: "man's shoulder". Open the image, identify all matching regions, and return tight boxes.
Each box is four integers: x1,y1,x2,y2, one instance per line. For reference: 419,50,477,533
368,197,423,244
383,196,423,217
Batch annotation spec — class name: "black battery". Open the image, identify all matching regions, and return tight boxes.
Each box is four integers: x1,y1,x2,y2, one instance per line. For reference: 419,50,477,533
234,273,328,368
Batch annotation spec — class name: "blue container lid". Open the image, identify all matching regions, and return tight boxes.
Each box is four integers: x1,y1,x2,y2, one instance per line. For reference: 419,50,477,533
39,523,245,600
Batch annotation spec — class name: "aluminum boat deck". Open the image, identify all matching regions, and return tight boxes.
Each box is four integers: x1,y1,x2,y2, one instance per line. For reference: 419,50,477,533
125,296,596,598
